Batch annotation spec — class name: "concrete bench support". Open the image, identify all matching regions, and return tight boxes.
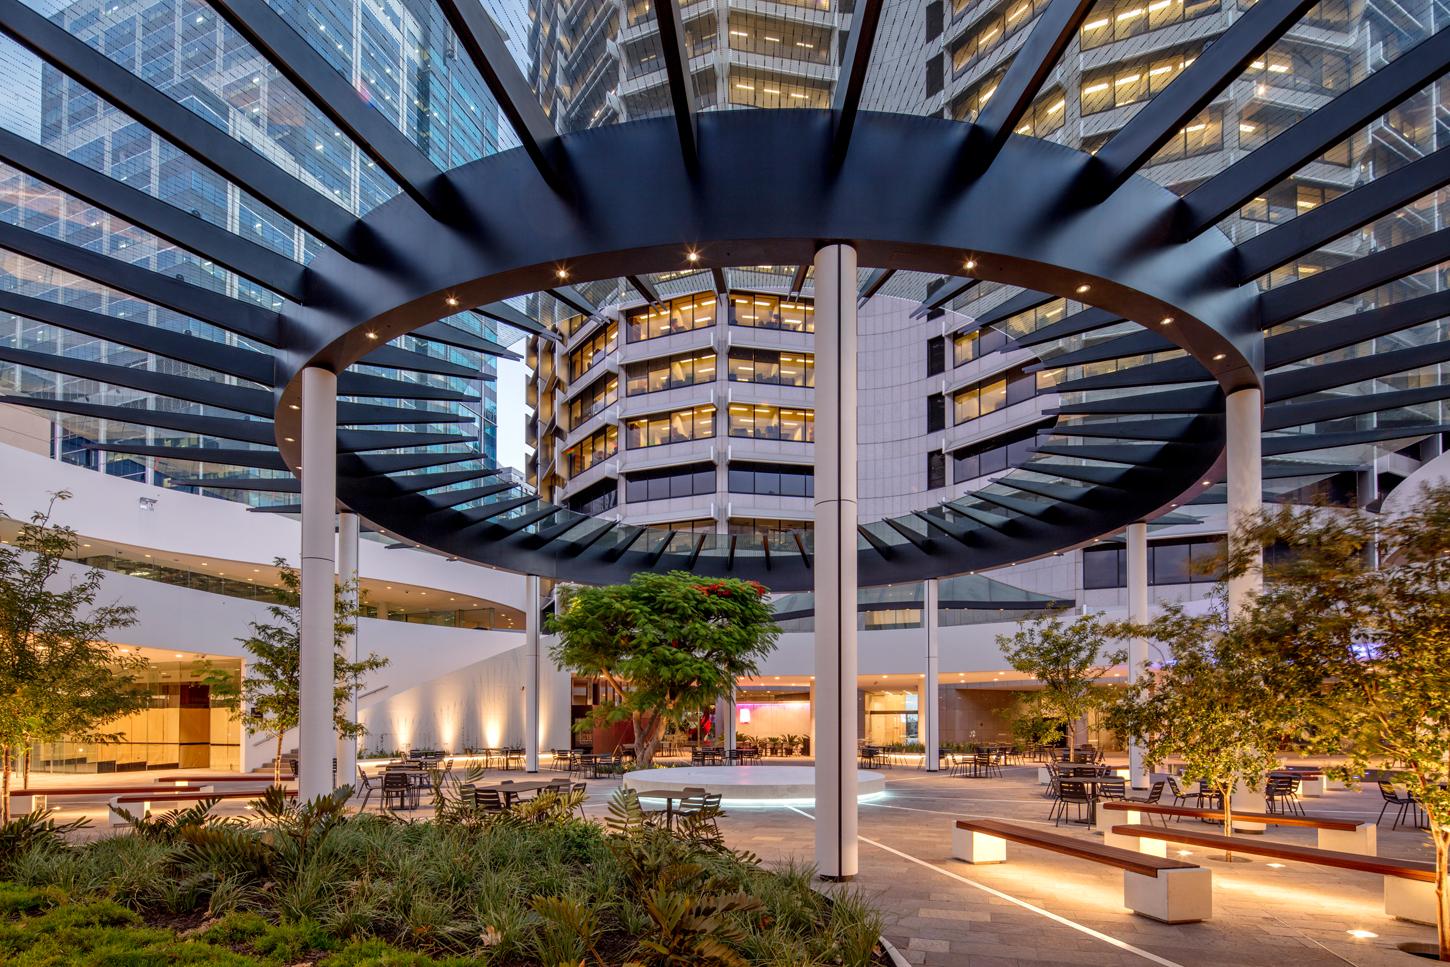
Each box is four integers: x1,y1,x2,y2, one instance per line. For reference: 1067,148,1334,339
1385,876,1439,926
951,825,1006,864
108,797,148,825
1103,810,1168,856
1123,867,1213,924
1317,823,1375,855
11,793,46,815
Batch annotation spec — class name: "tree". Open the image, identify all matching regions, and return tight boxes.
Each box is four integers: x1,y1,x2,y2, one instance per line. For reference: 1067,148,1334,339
0,494,147,823
1227,485,1450,960
1105,602,1292,844
995,692,1066,750
207,559,388,785
547,571,780,770
997,612,1124,755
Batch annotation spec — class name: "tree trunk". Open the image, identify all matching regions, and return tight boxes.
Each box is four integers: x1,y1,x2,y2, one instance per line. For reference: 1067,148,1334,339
1221,786,1234,862
633,711,665,770
22,747,30,791
2,744,11,825
1434,826,1448,962
273,733,284,787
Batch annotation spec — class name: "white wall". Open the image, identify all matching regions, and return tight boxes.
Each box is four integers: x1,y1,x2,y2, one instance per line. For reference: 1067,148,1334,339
0,445,525,607
47,560,528,771
359,642,572,757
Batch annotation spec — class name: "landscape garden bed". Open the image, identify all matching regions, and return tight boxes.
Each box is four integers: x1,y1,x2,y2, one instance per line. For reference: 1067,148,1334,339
0,787,886,966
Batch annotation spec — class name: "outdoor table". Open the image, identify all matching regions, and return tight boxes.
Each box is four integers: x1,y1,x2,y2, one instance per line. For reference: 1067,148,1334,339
478,779,555,806
631,788,695,830
1060,775,1121,828
577,753,614,778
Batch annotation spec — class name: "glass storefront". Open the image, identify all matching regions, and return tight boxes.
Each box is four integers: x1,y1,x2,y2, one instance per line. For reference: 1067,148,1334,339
33,657,242,773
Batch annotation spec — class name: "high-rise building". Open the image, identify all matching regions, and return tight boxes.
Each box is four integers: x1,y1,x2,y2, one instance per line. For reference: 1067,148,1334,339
0,0,504,498
523,0,1447,606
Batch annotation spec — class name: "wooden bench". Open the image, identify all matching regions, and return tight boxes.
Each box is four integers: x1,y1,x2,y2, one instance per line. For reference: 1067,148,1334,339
1110,823,1440,926
153,775,293,785
1101,801,1376,854
8,784,210,814
953,818,1211,923
109,789,296,825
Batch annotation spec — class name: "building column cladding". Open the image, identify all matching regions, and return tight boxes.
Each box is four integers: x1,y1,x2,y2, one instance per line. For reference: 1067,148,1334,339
525,574,540,773
1225,388,1263,617
299,366,338,799
924,578,940,772
1125,520,1148,788
812,242,859,880
336,511,360,786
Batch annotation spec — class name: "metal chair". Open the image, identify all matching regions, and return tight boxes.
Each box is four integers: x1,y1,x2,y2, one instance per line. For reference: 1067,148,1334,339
381,771,418,811
1376,780,1420,830
1123,780,1167,825
355,767,376,810
677,791,724,835
1052,780,1091,826
1266,776,1304,816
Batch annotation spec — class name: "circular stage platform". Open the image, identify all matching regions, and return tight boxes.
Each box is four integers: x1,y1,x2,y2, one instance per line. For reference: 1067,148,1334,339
621,765,886,804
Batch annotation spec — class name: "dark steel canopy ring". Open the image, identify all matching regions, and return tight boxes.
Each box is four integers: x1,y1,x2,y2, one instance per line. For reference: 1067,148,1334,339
271,110,1255,590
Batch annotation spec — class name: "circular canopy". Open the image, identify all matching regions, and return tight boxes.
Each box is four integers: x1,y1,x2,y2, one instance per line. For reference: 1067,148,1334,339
1,0,1445,590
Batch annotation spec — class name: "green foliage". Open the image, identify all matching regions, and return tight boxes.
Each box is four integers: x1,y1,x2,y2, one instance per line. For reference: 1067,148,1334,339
1228,484,1450,957
548,571,780,768
205,559,388,781
997,612,1124,749
995,693,1065,748
1105,602,1293,838
0,782,882,965
0,494,147,821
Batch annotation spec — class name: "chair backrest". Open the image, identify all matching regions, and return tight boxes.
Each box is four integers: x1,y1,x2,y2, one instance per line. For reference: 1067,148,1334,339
1166,775,1184,796
572,783,588,795
1101,779,1126,797
382,772,409,789
1145,780,1165,803
458,784,476,807
1059,780,1090,803
476,789,505,809
356,767,372,787
1377,780,1398,799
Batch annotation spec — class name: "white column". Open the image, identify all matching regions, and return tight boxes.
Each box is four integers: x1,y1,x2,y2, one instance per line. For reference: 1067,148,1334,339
1125,521,1148,788
299,366,338,799
813,242,859,880
336,511,360,786
923,579,940,772
724,691,737,752
524,574,540,773
1225,388,1262,618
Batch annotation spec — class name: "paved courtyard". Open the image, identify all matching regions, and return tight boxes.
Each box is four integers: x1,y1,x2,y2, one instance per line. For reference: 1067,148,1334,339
14,759,1440,966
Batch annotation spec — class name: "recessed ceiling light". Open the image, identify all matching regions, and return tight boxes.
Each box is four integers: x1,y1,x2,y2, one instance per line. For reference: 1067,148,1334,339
365,331,378,339
1160,317,1173,325
686,250,700,263
1075,284,1091,294
1212,353,1227,361
1202,480,1212,486
285,437,296,442
289,404,299,410
445,296,459,307
964,258,977,270
556,268,569,279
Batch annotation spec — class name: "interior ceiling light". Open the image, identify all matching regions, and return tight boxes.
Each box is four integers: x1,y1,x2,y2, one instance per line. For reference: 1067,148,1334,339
445,295,459,306
1160,317,1173,325
1212,352,1227,360
1075,283,1091,293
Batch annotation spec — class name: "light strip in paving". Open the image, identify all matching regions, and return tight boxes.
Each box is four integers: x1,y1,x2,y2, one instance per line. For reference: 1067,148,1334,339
787,805,1187,967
